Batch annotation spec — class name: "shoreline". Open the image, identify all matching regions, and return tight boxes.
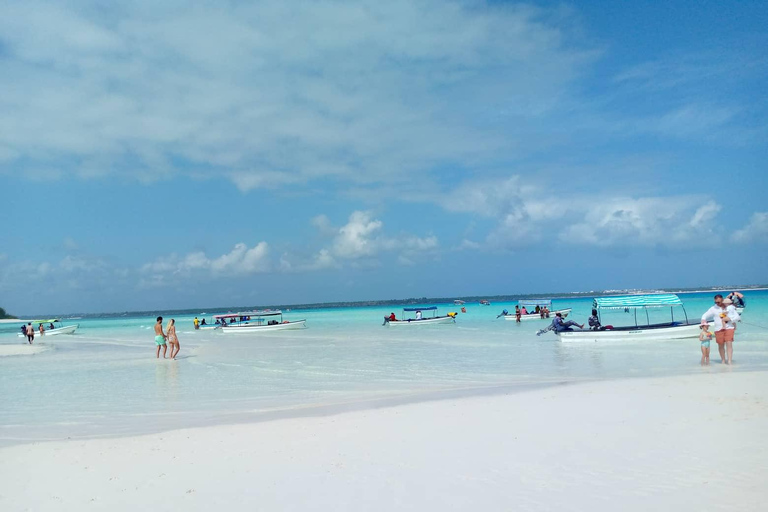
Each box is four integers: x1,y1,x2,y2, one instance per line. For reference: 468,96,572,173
0,379,580,448
2,370,765,511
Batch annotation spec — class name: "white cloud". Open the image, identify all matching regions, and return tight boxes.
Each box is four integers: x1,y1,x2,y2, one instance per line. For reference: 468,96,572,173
281,210,439,270
0,254,114,293
141,241,270,278
333,211,383,259
457,239,481,251
732,212,768,243
690,203,721,228
559,197,726,247
433,176,728,249
0,1,595,189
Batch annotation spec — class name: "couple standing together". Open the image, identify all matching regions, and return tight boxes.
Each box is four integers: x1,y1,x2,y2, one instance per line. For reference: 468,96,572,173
154,316,181,359
700,294,740,365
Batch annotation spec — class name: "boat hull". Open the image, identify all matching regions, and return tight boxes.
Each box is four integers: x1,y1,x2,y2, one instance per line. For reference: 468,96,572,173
18,324,79,337
557,323,700,342
504,309,571,321
220,320,307,333
386,316,456,326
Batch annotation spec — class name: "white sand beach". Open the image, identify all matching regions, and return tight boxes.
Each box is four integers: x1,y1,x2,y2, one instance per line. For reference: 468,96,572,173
1,370,766,511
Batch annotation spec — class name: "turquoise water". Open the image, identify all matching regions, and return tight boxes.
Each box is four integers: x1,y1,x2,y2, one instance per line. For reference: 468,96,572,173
1,291,767,446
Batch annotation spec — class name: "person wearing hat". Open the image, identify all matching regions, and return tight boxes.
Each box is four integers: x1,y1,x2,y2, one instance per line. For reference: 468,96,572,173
701,294,740,364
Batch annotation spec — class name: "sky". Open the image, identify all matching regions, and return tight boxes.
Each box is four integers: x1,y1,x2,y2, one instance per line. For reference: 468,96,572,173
1,0,767,315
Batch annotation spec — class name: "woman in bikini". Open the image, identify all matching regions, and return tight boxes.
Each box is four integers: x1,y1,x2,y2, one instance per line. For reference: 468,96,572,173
166,319,180,360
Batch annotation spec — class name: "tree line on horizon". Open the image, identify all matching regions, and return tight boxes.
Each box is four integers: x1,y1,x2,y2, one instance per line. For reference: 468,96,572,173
0,307,17,319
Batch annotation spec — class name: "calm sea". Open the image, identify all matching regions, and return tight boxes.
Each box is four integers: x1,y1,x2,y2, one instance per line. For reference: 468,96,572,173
1,290,767,446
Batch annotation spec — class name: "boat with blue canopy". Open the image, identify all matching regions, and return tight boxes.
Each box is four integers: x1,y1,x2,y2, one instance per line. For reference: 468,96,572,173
215,310,306,333
502,299,571,321
383,306,457,326
555,293,700,342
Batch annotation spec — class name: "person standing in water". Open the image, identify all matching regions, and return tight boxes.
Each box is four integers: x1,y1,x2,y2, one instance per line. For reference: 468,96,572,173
166,319,180,360
699,324,713,365
701,294,740,365
154,316,167,359
25,323,34,344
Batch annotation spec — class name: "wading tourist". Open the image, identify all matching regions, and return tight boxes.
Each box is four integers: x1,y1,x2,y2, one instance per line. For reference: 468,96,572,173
701,294,740,364
154,316,168,359
166,319,180,360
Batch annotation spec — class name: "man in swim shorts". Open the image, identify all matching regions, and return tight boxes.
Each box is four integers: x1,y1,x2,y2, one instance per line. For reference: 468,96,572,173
154,316,167,359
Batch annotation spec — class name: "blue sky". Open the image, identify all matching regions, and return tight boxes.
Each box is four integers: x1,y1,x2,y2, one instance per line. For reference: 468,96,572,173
1,0,767,315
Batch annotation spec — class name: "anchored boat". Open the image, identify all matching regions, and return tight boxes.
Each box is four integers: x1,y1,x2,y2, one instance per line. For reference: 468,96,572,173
384,306,457,326
503,299,571,321
215,310,307,333
556,294,700,342
17,319,79,337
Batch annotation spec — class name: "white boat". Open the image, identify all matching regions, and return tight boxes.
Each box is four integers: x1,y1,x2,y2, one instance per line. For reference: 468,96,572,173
479,300,491,306
552,294,700,342
384,306,457,326
558,323,701,342
503,300,570,321
216,310,306,333
453,300,465,305
17,319,79,337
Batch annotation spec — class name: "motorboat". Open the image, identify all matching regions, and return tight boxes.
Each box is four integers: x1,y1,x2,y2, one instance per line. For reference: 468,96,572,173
215,310,307,333
17,319,79,337
479,300,491,306
384,306,457,326
453,300,465,305
554,294,700,342
503,299,571,321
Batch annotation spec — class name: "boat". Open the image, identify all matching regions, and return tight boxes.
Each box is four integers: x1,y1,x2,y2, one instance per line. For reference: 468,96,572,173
215,310,306,333
453,300,465,305
503,300,571,321
384,306,457,326
555,294,700,342
479,300,491,306
198,321,220,331
17,319,79,337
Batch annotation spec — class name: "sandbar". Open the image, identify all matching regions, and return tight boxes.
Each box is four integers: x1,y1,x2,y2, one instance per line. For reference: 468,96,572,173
0,371,766,511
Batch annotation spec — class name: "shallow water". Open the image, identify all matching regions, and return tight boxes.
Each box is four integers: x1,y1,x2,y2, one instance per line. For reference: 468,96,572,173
1,291,767,446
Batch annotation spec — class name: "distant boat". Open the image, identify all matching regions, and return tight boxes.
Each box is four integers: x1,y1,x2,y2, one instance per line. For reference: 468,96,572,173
503,300,571,321
384,306,457,326
453,300,465,305
479,300,491,306
215,310,306,333
18,319,79,337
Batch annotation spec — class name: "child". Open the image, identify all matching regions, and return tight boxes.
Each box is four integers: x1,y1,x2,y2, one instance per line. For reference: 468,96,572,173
699,324,712,365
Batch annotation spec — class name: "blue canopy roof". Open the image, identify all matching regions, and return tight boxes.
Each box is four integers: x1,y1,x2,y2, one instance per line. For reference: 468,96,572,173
403,306,438,312
518,299,552,307
593,294,683,310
